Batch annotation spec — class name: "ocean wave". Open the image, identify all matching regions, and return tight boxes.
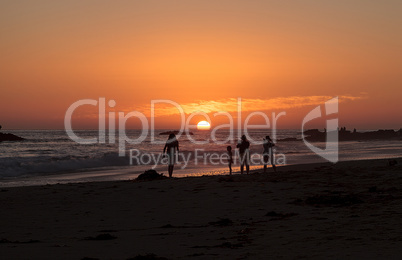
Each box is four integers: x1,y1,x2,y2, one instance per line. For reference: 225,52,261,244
0,152,133,178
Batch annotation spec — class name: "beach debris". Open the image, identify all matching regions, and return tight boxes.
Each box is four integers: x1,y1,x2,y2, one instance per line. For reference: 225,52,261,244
136,169,167,181
127,254,169,260
84,233,117,241
208,218,233,227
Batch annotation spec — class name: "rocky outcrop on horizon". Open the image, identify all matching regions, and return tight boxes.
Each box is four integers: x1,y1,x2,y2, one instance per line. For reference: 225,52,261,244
302,128,402,142
277,128,402,142
0,125,25,142
0,133,25,142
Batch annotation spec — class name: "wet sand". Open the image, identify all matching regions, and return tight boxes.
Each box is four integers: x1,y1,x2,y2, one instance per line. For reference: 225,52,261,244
0,158,401,259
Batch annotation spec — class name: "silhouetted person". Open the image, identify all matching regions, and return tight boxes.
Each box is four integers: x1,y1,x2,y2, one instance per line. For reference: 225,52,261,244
227,146,233,175
236,135,250,174
163,133,179,177
263,136,276,173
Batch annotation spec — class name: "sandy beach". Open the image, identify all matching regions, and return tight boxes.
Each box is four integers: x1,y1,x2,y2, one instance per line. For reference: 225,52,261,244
0,158,401,259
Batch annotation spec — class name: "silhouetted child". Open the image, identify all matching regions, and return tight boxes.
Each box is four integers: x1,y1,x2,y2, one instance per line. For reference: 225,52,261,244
227,146,233,175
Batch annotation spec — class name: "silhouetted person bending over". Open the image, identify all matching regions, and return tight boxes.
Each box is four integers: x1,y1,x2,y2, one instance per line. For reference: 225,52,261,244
163,133,179,177
237,135,250,174
263,136,276,173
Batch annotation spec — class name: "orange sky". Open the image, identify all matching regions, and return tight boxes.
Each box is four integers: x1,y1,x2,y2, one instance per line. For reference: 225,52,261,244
1,1,401,130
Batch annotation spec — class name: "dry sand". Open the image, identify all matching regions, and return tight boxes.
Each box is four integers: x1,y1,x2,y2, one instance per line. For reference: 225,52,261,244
0,158,401,259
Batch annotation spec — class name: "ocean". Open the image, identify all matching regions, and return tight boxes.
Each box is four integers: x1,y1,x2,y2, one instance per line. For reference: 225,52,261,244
0,129,401,187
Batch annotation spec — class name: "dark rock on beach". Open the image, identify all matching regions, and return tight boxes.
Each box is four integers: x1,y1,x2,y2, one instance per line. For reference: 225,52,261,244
136,169,167,181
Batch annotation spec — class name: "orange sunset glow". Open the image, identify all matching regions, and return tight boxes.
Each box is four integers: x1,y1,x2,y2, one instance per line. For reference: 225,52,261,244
0,1,401,130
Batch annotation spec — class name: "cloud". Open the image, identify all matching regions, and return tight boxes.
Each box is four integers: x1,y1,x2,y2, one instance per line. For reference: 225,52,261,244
135,95,367,116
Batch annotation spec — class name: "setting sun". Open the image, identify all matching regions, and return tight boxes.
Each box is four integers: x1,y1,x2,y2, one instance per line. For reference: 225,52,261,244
197,121,211,130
